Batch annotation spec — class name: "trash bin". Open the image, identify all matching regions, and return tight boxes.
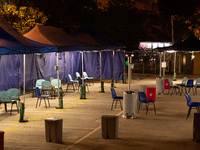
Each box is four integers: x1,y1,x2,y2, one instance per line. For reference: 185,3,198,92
156,77,164,95
0,131,4,150
101,115,119,139
193,113,200,142
123,91,136,118
45,118,63,143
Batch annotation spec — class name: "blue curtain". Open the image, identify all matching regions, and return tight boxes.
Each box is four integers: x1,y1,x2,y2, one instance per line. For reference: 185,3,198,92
83,52,100,79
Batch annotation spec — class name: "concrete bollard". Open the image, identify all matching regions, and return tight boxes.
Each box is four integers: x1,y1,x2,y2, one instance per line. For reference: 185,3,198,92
0,131,4,150
101,115,119,139
45,118,63,143
193,113,200,142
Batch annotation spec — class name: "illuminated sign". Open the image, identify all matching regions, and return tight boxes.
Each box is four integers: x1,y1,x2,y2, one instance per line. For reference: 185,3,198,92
139,42,172,50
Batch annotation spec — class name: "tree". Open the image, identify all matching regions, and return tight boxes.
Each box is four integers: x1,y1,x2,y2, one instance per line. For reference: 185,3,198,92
157,0,200,40
96,0,145,48
0,3,47,34
11,0,100,33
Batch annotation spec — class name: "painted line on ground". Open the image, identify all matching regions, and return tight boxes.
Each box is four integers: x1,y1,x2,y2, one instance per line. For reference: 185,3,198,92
66,111,123,150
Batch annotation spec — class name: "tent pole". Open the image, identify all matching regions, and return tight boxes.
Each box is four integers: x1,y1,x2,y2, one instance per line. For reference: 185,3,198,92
113,51,115,81
100,51,102,81
163,52,166,78
57,53,59,104
23,54,26,105
82,51,84,84
159,52,162,77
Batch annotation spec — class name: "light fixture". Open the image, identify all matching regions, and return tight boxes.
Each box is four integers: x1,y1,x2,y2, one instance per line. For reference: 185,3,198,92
166,50,176,53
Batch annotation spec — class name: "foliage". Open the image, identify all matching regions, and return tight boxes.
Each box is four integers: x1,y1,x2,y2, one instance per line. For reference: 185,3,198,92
157,0,200,40
0,4,47,34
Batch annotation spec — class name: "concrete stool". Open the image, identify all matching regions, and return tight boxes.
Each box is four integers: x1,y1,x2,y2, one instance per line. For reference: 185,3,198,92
0,131,4,150
193,113,200,142
101,115,119,139
45,118,63,143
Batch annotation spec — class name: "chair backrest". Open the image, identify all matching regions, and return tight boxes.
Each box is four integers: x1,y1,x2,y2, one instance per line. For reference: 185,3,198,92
50,77,54,82
76,72,80,78
35,87,41,97
195,78,200,87
68,74,73,82
186,79,194,87
164,79,170,89
78,77,82,85
83,72,88,78
7,88,20,100
185,93,192,106
138,92,148,103
168,78,173,87
51,79,62,89
181,77,188,85
110,88,117,98
42,81,52,91
36,79,45,89
0,91,11,103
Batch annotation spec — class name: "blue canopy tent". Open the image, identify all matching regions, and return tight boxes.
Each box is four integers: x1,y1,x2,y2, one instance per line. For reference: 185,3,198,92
0,17,58,109
71,28,125,81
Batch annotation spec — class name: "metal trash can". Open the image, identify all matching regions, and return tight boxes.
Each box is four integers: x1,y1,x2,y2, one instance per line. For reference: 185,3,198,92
0,131,4,150
45,118,63,143
101,115,119,139
156,77,164,95
123,91,136,118
193,113,200,142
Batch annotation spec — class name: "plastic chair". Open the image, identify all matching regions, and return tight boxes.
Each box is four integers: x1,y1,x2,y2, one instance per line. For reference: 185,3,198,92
33,79,45,97
65,75,76,92
138,92,156,115
184,93,200,119
176,77,187,96
168,78,180,95
164,79,171,95
50,77,54,82
35,87,50,108
110,88,123,110
0,91,19,115
76,72,81,78
185,79,195,95
7,88,20,107
83,72,94,85
42,81,53,99
194,78,200,94
51,79,62,90
78,77,89,92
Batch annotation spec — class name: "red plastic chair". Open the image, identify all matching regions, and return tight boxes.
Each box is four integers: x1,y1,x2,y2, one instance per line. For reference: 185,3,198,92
164,79,171,94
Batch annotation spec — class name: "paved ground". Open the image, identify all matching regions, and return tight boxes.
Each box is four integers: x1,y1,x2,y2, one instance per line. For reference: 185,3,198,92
1,74,200,150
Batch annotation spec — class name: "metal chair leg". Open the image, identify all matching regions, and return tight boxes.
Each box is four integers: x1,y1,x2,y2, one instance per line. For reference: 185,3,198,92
153,102,156,114
119,99,123,111
111,99,115,110
186,107,192,120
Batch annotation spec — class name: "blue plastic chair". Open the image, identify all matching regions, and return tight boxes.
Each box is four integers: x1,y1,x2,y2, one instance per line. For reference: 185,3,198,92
33,79,45,97
0,91,19,115
110,88,123,110
185,79,195,95
185,93,200,119
138,92,156,115
35,87,50,108
194,78,200,94
78,77,89,92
